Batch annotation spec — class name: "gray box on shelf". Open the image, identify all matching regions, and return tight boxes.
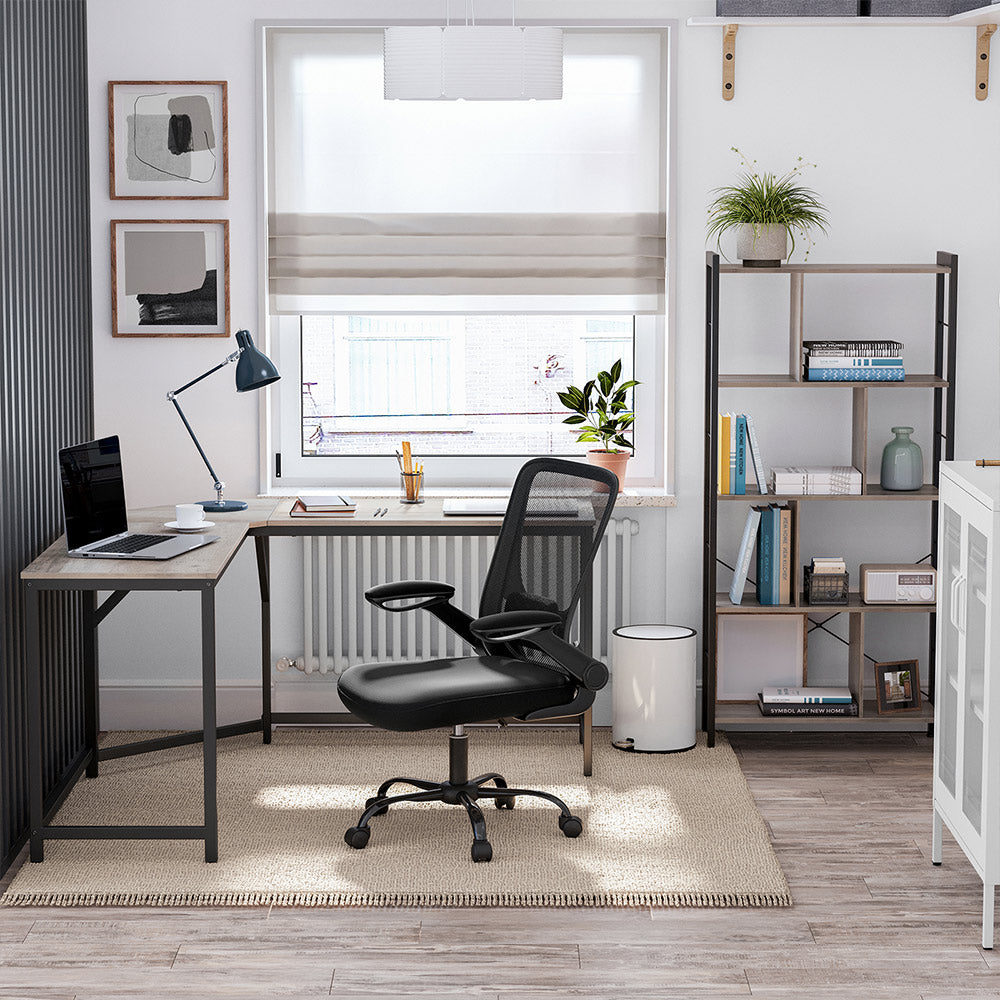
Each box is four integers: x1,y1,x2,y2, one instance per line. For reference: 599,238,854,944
869,1,995,13
717,1,859,13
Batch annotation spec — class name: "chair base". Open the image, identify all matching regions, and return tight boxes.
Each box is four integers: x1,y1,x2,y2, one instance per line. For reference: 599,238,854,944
343,730,582,862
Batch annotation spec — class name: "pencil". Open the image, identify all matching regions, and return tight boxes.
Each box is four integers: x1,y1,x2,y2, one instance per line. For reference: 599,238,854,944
976,459,1000,467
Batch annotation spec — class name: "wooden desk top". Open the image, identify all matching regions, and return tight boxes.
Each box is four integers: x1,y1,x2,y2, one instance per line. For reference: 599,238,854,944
21,500,282,585
261,496,506,530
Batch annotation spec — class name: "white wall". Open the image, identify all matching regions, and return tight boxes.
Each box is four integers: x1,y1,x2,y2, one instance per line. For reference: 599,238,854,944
87,0,1000,727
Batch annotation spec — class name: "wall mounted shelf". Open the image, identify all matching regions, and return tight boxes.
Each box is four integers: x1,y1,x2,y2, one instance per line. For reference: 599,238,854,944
689,6,1000,101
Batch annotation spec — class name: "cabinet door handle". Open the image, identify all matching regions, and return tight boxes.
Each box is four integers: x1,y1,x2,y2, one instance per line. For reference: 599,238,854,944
950,572,963,631
958,575,968,635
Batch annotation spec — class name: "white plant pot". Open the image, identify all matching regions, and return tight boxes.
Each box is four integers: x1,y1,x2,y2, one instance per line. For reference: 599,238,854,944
736,224,788,268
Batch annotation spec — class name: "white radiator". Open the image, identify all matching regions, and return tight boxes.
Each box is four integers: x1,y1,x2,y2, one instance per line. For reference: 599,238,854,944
285,518,639,675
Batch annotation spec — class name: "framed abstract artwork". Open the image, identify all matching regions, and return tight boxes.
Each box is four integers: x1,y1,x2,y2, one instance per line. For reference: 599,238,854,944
108,81,228,199
111,220,229,337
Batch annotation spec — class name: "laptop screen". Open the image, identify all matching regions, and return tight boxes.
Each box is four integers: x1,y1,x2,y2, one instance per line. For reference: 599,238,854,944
58,436,128,550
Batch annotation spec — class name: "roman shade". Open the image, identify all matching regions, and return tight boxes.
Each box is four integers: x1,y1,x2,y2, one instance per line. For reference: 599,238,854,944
266,28,666,314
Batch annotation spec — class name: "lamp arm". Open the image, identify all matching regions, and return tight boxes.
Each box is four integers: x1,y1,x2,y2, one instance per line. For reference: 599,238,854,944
167,350,240,398
169,396,225,494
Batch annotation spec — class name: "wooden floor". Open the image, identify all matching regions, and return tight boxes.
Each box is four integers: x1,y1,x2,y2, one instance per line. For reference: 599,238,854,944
0,730,995,999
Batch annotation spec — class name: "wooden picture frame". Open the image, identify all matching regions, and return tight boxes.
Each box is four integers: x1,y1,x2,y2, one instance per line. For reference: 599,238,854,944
874,659,922,714
111,220,230,337
109,81,228,200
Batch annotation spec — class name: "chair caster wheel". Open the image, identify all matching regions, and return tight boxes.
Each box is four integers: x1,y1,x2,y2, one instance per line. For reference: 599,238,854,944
344,826,371,850
494,796,516,810
365,797,389,816
471,840,493,863
558,814,583,838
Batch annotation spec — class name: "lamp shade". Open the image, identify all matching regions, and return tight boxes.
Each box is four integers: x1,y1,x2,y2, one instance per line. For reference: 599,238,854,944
234,329,281,392
384,25,563,100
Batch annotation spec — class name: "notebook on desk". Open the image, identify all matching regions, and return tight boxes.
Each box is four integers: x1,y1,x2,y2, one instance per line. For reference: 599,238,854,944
443,498,580,517
58,435,220,560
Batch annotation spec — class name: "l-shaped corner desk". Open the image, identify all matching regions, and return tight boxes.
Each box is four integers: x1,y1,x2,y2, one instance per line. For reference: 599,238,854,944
22,497,594,863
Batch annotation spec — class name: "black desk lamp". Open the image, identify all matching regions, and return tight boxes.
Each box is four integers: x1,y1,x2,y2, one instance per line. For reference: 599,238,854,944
167,329,280,513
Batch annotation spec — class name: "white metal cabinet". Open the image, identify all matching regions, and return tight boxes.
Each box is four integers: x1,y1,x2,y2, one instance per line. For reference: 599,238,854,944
933,462,1000,949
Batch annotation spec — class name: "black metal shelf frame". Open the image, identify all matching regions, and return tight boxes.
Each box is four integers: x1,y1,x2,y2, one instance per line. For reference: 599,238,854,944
702,251,958,746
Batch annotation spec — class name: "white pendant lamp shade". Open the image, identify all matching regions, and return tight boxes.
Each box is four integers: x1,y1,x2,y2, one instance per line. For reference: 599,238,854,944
384,25,563,100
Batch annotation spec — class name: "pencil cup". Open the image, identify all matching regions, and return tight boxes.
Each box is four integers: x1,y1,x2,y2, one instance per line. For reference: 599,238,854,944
401,471,424,504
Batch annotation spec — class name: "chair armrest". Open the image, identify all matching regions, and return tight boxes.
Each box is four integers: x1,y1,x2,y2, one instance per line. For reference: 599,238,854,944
470,610,563,642
365,580,456,612
520,628,609,693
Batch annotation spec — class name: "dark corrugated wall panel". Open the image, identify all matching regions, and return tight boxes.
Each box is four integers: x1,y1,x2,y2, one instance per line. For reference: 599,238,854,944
0,0,93,875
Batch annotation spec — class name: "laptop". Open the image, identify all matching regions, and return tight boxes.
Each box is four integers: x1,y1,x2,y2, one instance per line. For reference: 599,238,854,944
58,436,220,560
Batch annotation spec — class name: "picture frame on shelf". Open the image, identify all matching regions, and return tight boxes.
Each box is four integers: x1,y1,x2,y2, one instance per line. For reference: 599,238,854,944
874,659,922,714
108,81,228,199
111,219,230,337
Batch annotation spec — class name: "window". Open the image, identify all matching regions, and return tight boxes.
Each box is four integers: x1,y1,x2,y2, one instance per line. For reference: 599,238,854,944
263,22,668,489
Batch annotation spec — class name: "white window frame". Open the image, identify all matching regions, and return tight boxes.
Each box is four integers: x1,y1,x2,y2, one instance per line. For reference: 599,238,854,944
256,13,677,494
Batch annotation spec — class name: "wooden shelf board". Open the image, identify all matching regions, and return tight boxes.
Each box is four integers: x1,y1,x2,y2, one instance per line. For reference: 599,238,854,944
718,484,939,501
690,12,1000,27
719,373,948,388
717,262,951,274
713,699,934,731
717,592,936,613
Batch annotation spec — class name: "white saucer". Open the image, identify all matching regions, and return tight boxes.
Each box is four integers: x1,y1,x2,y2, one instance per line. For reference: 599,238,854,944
164,520,216,532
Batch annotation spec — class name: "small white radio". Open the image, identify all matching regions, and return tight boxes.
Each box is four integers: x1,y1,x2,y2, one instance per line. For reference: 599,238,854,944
860,564,937,604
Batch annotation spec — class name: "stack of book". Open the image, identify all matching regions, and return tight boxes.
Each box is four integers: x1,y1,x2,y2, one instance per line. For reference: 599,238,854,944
803,340,904,382
717,412,767,495
770,466,862,496
757,686,858,717
728,503,792,605
289,494,357,517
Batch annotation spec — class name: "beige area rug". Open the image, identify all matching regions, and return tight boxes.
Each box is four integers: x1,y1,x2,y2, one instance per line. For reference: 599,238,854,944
2,728,789,908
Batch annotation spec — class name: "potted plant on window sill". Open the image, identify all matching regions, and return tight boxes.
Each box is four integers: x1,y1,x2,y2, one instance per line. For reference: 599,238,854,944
557,360,639,486
706,147,829,267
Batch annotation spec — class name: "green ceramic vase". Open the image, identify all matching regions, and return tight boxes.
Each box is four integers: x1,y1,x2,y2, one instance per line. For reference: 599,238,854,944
880,426,923,491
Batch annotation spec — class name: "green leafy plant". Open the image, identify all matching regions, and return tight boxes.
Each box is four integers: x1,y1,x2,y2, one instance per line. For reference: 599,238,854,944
557,360,640,454
706,147,829,260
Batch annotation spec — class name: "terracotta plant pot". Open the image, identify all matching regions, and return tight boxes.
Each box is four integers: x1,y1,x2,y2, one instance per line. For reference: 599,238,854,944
586,449,630,489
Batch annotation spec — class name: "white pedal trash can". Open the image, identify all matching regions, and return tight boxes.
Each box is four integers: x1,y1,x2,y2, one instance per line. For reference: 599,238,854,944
611,624,697,753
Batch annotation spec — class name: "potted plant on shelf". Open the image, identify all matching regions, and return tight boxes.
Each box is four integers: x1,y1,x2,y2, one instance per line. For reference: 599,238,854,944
706,147,830,267
557,360,639,485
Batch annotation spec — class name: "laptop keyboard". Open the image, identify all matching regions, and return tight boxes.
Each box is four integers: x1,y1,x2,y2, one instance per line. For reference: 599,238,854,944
89,534,166,555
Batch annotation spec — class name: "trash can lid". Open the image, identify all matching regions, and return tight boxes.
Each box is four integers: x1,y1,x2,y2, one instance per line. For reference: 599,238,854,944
613,624,696,641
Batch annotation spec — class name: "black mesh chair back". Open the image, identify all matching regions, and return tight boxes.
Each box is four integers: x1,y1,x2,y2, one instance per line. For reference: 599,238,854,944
478,457,619,641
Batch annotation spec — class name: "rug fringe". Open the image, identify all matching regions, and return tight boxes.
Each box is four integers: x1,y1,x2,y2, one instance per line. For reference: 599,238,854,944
0,889,791,908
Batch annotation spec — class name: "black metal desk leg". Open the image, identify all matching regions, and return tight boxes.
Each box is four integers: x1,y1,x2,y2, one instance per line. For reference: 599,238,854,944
201,585,218,863
25,584,44,862
578,556,594,778
255,535,272,744
83,592,100,778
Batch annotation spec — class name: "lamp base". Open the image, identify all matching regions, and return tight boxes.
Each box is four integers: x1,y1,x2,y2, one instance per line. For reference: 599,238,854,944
198,499,249,513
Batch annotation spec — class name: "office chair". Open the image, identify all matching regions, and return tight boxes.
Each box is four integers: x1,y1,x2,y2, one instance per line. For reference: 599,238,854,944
337,457,618,862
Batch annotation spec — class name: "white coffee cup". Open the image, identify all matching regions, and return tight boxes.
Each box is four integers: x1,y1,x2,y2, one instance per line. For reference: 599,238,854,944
175,503,206,529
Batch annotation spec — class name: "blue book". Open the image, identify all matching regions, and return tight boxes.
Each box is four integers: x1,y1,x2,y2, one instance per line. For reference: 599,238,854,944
755,506,777,606
768,504,782,606
806,367,905,382
733,415,747,495
807,357,904,368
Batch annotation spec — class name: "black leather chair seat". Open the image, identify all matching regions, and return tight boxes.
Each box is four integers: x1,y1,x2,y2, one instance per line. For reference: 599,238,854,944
338,656,575,732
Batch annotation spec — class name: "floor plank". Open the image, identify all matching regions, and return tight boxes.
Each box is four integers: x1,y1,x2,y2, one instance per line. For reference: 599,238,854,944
0,730,995,999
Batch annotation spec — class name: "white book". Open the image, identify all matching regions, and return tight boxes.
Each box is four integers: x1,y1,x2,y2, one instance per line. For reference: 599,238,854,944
771,466,862,494
761,686,853,704
728,412,737,491
729,507,762,605
744,414,768,494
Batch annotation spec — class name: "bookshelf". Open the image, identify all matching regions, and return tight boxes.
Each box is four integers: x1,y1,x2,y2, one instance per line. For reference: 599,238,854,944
702,251,957,745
